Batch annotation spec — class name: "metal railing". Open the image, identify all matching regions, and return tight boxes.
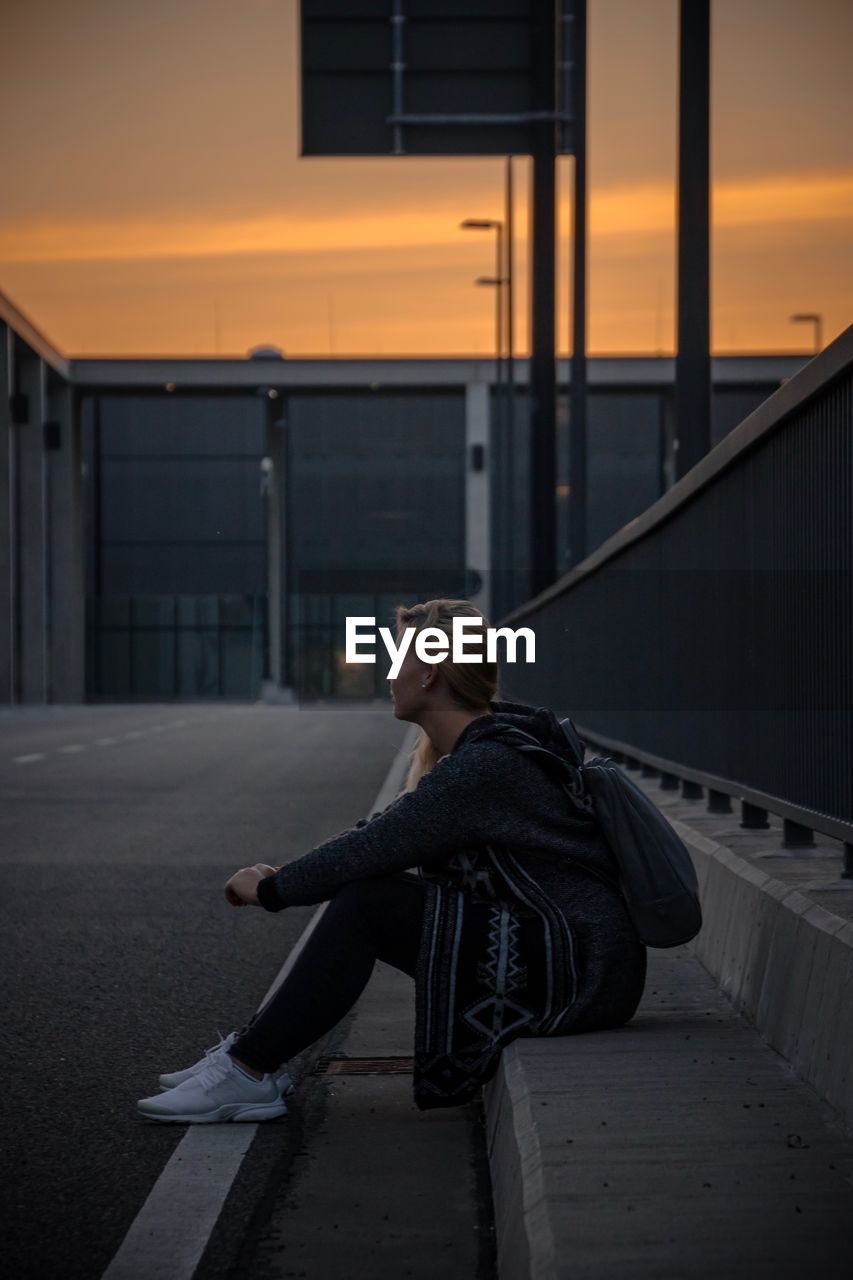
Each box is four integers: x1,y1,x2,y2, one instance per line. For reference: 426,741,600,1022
497,326,853,877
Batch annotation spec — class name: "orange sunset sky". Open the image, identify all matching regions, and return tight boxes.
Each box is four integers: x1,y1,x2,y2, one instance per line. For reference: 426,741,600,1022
1,0,851,359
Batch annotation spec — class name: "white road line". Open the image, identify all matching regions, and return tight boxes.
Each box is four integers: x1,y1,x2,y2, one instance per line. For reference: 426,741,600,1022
100,1128,256,1280
10,718,227,767
100,910,326,1280
100,722,418,1280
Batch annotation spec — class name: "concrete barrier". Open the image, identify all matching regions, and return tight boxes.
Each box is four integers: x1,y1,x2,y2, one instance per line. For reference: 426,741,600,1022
677,820,853,1131
483,813,853,1279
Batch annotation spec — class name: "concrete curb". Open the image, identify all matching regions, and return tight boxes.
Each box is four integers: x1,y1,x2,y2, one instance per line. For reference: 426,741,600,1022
482,811,853,1280
484,1042,557,1280
675,818,853,1131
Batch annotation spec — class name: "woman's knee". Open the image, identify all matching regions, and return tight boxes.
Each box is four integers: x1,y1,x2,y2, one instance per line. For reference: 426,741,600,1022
332,872,422,910
328,874,425,957
331,876,392,910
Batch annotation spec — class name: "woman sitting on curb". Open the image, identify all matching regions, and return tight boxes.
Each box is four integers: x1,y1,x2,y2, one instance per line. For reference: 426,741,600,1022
137,597,647,1123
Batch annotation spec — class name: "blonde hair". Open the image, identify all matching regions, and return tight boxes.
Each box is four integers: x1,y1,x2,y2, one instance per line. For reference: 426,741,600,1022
393,597,500,794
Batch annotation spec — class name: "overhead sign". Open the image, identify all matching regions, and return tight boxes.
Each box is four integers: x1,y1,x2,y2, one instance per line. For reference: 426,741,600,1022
300,1,578,157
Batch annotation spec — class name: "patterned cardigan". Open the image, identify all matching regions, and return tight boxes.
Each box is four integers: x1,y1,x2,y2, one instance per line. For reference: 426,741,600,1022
256,699,646,1109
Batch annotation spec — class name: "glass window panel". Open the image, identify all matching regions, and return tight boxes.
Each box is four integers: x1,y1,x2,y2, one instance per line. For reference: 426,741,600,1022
97,596,131,626
100,395,265,458
177,630,220,697
220,629,263,698
101,458,264,543
132,629,176,698
330,594,376,626
177,596,219,627
220,595,266,628
131,596,176,626
297,631,335,699
97,630,132,698
102,544,265,597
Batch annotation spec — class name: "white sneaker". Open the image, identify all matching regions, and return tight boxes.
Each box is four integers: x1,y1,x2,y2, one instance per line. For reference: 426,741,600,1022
158,1030,295,1098
138,1053,288,1123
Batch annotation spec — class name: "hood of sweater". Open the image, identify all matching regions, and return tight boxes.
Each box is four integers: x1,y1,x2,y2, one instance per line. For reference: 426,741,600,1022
452,697,582,760
449,698,614,866
451,697,590,796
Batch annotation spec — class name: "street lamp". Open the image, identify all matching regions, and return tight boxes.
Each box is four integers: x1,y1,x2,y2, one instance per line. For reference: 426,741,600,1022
459,166,516,443
789,312,823,355
475,274,508,403
460,218,505,395
461,174,518,617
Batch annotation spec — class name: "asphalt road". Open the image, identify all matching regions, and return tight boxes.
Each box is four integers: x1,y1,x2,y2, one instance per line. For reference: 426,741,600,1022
0,700,408,1280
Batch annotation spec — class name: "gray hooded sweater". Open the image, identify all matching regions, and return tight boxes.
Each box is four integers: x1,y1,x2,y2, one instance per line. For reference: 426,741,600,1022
255,698,648,1110
256,698,620,911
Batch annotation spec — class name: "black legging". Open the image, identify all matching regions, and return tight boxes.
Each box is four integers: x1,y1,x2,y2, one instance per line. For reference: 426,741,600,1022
227,871,427,1074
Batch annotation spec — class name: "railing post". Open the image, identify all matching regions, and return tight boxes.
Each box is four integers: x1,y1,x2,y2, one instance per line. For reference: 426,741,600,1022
782,819,816,849
741,801,770,830
707,789,733,814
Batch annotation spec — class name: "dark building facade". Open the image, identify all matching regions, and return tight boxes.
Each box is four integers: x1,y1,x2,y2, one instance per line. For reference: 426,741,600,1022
0,289,808,706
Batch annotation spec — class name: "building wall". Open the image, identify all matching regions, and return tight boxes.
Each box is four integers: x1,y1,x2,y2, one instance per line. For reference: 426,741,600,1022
83,392,268,700
79,376,789,700
0,308,803,705
283,390,467,698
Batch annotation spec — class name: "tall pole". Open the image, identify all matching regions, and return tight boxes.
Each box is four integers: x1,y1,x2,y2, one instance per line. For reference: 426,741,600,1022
491,224,505,620
675,0,711,479
567,0,587,567
529,0,558,598
504,156,515,609
495,223,504,408
461,217,508,610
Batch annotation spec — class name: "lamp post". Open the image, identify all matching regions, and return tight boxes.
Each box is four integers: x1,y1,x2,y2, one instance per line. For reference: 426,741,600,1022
789,312,823,355
504,156,514,466
462,208,518,616
460,218,505,397
463,219,505,616
475,275,507,402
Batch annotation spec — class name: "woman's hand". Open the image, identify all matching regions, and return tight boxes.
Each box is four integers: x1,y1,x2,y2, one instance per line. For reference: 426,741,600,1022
224,863,279,907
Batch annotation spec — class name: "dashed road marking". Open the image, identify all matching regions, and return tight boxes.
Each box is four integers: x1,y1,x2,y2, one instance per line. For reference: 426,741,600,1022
5,705,291,767
6,719,216,765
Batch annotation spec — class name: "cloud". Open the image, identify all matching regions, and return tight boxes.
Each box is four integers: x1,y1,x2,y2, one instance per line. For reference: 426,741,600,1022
2,170,851,266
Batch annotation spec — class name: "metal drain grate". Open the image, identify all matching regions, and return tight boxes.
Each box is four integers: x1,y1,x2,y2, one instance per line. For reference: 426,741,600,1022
313,1056,414,1075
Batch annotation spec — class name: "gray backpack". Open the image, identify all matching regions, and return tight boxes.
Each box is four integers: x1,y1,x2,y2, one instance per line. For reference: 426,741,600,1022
494,715,703,948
